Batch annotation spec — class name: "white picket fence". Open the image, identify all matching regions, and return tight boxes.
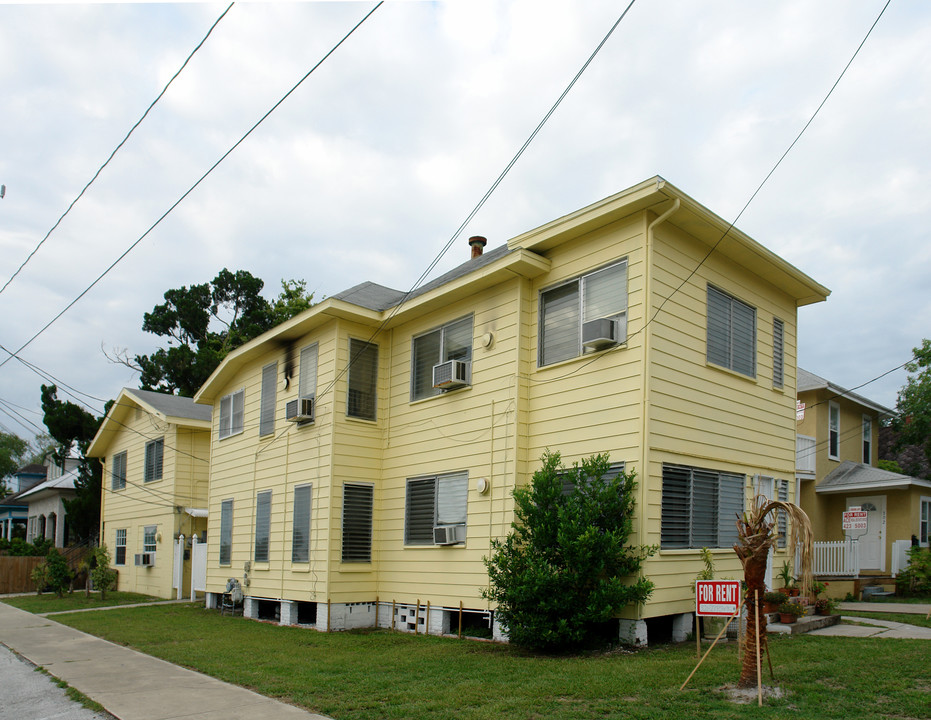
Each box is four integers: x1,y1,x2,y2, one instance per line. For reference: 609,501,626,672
812,540,860,577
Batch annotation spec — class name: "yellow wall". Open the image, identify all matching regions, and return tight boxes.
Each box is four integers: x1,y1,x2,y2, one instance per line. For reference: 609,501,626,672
98,407,209,599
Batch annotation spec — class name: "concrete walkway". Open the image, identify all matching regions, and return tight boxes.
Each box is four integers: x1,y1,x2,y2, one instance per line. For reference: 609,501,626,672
0,602,332,720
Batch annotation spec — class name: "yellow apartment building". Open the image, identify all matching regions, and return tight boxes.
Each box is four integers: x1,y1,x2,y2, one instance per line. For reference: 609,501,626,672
88,388,211,599
194,177,829,644
796,368,930,587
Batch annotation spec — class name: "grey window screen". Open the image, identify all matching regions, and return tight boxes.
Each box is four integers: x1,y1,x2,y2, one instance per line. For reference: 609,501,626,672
342,484,373,562
411,316,473,401
540,260,627,367
292,484,312,563
299,344,318,400
661,463,745,549
259,363,277,436
111,451,127,490
144,438,163,482
254,491,272,562
707,285,756,378
347,340,378,420
436,473,468,525
772,318,785,388
219,499,233,566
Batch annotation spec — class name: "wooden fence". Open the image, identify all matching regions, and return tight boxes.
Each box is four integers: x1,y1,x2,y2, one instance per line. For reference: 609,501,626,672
0,547,90,594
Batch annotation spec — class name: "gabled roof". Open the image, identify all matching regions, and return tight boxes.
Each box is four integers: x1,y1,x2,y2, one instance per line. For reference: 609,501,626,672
14,463,47,477
87,388,211,458
797,368,895,417
17,466,78,502
815,460,931,495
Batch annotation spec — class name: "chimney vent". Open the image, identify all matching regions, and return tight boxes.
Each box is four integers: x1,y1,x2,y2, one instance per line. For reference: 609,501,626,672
469,236,487,259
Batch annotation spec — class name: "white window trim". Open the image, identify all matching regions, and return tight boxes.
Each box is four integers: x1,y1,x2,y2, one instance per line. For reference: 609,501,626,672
219,389,245,440
143,525,157,556
115,528,127,566
538,259,629,367
828,401,840,461
919,496,930,546
862,414,873,465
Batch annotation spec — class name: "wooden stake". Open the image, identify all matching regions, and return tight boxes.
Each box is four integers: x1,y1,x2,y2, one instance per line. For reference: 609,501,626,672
391,599,396,631
375,596,379,628
680,605,740,691
327,598,331,633
755,590,763,707
415,599,420,635
695,613,700,659
426,601,431,636
458,601,463,639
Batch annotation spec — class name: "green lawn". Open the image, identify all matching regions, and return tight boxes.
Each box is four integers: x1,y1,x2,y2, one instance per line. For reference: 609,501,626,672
1,591,161,614
39,604,929,720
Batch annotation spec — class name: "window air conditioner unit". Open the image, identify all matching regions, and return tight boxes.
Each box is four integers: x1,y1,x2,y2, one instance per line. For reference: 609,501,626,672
432,360,470,390
285,396,315,423
581,318,618,351
433,524,466,545
134,553,154,567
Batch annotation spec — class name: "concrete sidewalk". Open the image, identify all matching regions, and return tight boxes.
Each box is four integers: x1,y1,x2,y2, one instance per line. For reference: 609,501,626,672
836,601,931,615
0,602,331,720
808,615,931,638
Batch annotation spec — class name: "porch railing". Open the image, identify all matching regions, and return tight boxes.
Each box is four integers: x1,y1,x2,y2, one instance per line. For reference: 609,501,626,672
891,540,912,577
812,540,859,577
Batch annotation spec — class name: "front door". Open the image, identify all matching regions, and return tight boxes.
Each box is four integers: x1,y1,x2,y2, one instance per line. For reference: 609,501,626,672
847,495,886,572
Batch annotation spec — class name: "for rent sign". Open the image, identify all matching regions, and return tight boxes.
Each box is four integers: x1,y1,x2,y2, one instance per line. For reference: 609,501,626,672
842,508,868,531
695,580,741,617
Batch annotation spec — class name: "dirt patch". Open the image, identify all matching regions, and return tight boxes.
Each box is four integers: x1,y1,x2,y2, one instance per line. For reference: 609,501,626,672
717,684,786,704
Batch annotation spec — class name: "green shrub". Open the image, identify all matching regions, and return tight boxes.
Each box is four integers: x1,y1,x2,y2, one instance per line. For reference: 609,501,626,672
7,537,53,556
42,549,74,597
482,451,655,651
896,546,931,596
90,545,117,600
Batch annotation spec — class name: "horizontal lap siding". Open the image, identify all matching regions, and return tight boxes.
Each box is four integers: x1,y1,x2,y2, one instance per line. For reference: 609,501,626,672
638,224,799,617
375,280,521,607
206,327,337,598
525,217,645,474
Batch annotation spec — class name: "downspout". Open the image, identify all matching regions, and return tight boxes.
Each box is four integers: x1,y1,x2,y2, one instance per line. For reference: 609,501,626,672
638,200,680,561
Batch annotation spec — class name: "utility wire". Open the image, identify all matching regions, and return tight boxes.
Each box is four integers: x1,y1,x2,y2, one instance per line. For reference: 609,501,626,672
0,3,235,297
528,0,892,386
312,0,638,412
0,1,383,373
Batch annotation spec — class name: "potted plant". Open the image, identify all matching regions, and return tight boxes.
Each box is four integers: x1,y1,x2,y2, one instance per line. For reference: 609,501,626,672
777,561,798,595
777,601,806,624
814,597,837,616
762,591,786,613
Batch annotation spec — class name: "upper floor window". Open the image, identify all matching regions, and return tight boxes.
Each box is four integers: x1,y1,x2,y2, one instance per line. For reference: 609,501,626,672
219,389,245,439
259,362,277,437
347,339,378,421
299,343,318,401
707,285,756,378
862,415,872,464
828,401,840,460
411,316,473,401
772,318,785,389
111,451,127,491
539,260,628,367
143,438,164,483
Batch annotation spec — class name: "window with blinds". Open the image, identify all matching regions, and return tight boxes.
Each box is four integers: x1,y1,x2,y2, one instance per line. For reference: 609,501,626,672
341,484,373,562
292,484,312,563
772,318,785,388
862,415,872,464
111,451,127,490
707,285,756,378
404,472,468,545
143,438,163,483
777,479,788,548
661,463,744,549
411,316,473,400
298,343,318,401
539,260,628,366
347,339,378,421
828,401,840,460
219,499,233,566
219,389,245,439
259,362,277,436
254,490,272,562
559,462,625,496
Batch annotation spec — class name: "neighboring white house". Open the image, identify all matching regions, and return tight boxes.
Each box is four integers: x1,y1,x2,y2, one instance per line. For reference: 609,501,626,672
22,466,78,547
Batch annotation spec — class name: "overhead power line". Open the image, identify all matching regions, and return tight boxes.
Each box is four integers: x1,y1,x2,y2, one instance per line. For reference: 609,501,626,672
0,3,235,298
0,1,383,373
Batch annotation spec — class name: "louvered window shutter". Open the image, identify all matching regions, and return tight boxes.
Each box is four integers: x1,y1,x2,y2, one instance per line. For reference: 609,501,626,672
342,484,373,562
254,491,272,562
219,499,233,565
291,485,312,563
405,478,435,545
259,363,277,436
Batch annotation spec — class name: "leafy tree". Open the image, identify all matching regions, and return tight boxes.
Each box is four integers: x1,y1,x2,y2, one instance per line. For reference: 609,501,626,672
0,431,30,494
482,451,655,651
131,269,314,397
892,339,931,468
40,385,107,543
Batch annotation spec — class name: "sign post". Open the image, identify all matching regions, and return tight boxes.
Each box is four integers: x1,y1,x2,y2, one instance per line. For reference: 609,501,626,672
681,580,744,691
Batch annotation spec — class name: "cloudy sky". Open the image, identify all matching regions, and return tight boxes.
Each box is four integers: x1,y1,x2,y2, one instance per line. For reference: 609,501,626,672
0,0,928,444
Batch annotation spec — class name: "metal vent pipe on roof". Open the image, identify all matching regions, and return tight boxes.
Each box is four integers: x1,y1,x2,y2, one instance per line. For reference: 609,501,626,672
469,236,487,259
